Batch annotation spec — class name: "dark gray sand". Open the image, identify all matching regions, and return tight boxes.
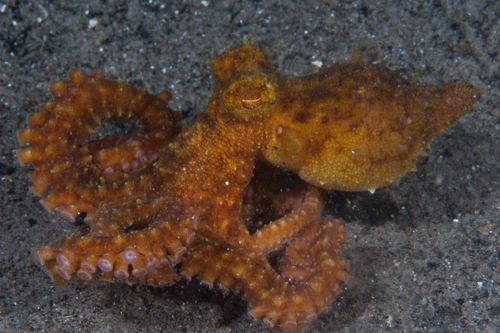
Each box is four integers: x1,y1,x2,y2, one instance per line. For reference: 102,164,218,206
1,1,499,332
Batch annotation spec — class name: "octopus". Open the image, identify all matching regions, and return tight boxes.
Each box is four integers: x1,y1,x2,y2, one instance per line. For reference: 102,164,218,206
17,39,479,332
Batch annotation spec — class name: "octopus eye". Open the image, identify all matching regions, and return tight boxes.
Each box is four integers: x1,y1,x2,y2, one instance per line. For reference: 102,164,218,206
240,89,263,110
222,71,279,119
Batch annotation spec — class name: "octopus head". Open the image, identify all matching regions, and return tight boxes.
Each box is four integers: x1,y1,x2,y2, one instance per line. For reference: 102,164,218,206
211,39,282,121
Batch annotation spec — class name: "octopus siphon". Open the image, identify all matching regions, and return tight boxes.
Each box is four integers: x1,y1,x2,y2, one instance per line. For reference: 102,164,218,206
17,39,479,332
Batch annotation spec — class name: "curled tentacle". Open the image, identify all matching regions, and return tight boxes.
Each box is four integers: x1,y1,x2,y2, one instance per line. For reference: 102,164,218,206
17,69,182,222
181,218,348,333
183,179,347,332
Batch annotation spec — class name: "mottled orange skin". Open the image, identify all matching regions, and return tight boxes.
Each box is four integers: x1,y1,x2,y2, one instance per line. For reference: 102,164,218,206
17,40,478,332
261,62,479,191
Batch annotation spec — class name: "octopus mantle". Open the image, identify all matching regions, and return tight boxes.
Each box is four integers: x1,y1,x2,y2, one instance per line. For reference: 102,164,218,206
17,40,478,332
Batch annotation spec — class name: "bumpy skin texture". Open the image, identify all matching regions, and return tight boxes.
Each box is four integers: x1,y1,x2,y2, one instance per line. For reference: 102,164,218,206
17,70,182,224
17,40,478,333
261,62,479,191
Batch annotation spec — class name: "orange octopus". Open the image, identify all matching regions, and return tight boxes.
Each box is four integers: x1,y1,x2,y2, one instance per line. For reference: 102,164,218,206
17,39,479,332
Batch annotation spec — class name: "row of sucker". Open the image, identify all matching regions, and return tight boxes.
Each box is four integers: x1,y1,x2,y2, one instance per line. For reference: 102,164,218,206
17,69,182,222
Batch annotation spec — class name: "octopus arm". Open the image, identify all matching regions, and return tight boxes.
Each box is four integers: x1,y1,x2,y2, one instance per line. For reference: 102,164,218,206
252,184,324,255
181,217,348,333
17,69,182,224
32,206,199,286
